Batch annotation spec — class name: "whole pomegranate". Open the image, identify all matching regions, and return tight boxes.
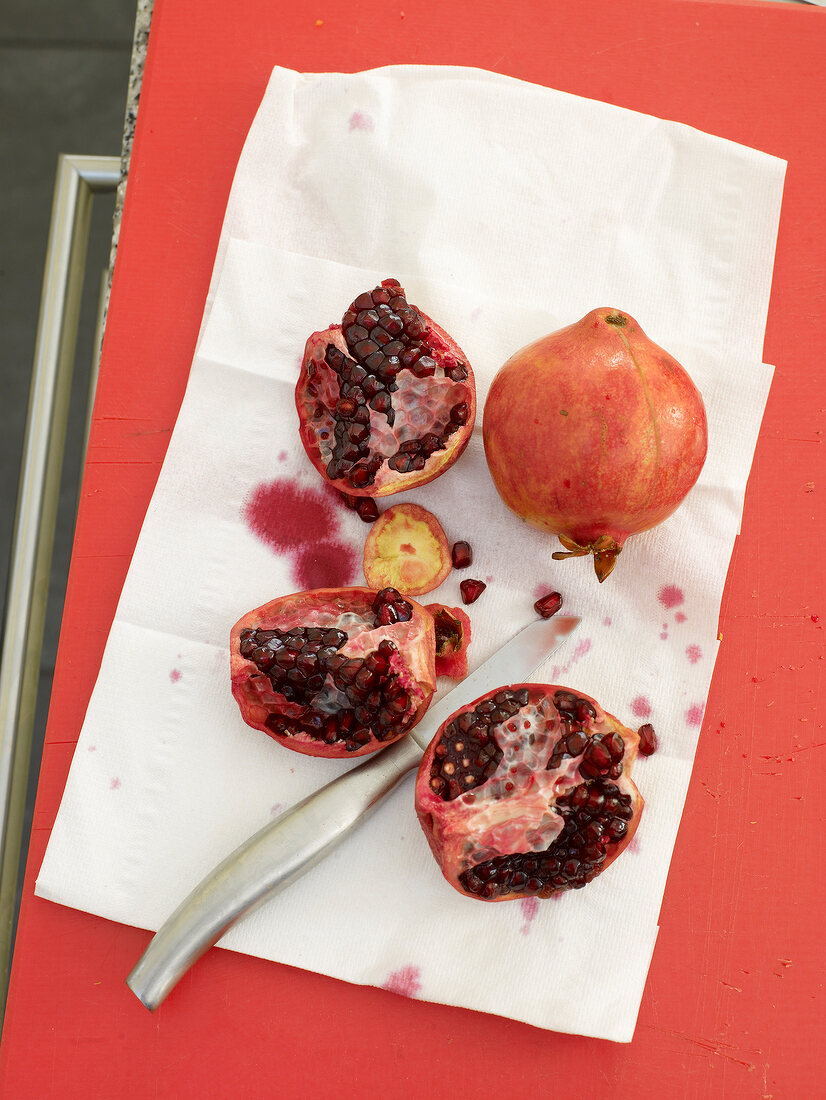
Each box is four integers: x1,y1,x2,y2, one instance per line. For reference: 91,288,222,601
483,309,707,581
231,587,436,757
296,279,476,497
415,684,643,901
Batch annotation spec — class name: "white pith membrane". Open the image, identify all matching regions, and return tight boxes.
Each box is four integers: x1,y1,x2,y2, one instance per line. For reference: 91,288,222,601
305,330,467,468
434,697,634,875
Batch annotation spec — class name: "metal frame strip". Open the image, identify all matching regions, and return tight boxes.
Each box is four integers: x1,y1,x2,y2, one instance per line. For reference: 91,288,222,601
0,154,120,1006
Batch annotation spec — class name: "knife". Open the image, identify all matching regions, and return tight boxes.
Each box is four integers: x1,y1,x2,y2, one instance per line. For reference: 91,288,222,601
127,614,580,1010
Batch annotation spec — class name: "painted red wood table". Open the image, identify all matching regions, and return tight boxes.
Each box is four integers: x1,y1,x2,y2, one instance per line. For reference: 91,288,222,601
2,0,824,1095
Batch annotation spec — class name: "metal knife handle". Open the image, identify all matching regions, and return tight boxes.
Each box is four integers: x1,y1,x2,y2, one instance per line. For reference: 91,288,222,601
126,734,423,1010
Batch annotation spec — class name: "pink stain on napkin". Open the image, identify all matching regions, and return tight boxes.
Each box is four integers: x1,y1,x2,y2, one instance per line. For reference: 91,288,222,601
520,896,539,934
243,478,357,589
382,965,421,998
658,584,684,609
348,110,375,132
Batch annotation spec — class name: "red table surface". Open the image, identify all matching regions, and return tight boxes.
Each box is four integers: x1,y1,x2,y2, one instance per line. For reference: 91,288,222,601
2,0,824,1095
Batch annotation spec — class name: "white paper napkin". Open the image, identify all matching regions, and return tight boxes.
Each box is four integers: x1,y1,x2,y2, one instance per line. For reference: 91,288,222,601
36,66,785,1043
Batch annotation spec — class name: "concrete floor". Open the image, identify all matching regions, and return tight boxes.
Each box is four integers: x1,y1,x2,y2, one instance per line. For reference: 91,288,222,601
0,1,138,921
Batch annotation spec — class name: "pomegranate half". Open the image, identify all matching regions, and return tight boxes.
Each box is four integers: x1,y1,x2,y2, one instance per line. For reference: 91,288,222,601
483,309,708,581
415,684,643,901
296,279,476,497
231,587,436,757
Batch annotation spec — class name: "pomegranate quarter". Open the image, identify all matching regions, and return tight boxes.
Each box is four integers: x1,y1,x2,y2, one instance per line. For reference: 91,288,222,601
415,685,643,901
231,587,436,757
296,279,476,497
483,309,708,581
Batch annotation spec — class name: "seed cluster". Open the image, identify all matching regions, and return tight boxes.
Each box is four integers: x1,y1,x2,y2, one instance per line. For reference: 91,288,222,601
241,588,417,753
458,779,635,898
313,280,469,491
428,688,528,800
549,690,625,780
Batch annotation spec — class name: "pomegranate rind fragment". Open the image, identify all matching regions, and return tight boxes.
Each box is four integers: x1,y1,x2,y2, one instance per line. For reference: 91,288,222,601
230,586,436,758
362,503,452,596
424,603,471,679
483,308,707,581
415,683,643,901
296,280,477,498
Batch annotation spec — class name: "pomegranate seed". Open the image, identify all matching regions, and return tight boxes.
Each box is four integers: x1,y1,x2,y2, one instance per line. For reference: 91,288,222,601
451,540,473,569
460,578,486,605
637,723,659,756
355,497,379,523
534,590,563,618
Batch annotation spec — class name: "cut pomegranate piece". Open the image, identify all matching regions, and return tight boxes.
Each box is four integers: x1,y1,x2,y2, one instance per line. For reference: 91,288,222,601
296,279,476,497
231,586,436,758
415,684,643,901
362,503,452,596
460,578,486,604
424,603,471,679
534,590,563,619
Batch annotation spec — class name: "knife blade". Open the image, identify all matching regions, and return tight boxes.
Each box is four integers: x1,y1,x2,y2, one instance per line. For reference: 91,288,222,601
127,615,580,1010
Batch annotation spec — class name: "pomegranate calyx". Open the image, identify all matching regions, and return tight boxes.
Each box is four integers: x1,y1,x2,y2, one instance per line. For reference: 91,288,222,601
552,534,622,582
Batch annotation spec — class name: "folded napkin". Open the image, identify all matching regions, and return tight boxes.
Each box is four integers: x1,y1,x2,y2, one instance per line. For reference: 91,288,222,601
37,65,785,1042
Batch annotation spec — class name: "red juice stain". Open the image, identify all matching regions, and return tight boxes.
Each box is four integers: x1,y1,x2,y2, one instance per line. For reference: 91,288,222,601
243,479,340,553
686,644,702,664
109,777,121,790
658,584,684,609
520,896,539,934
382,965,421,998
244,478,358,588
293,542,358,589
631,695,651,718
169,668,181,683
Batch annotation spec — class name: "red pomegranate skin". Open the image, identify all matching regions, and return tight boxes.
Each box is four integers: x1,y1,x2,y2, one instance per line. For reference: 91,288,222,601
231,587,436,758
483,309,707,579
415,684,643,901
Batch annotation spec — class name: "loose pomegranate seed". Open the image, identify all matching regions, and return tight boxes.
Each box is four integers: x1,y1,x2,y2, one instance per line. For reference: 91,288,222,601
451,541,473,569
534,590,563,618
355,497,379,523
339,491,379,523
460,578,486,605
637,723,659,756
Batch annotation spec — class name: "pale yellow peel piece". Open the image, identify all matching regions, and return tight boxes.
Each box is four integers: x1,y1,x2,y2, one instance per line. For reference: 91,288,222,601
363,503,452,596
